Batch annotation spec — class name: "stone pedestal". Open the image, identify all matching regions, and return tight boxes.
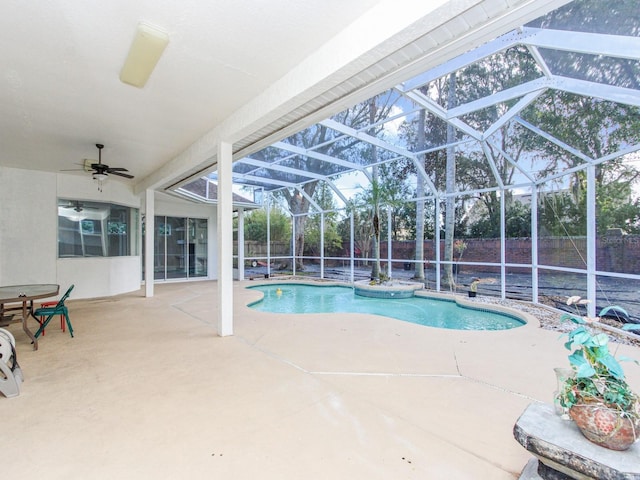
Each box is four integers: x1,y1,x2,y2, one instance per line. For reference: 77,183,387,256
513,403,640,479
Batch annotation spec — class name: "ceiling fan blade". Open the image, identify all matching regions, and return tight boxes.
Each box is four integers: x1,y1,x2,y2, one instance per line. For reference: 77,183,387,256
109,171,135,179
106,167,129,172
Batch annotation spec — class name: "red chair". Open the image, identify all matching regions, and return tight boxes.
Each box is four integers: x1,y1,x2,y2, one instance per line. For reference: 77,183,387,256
37,301,66,335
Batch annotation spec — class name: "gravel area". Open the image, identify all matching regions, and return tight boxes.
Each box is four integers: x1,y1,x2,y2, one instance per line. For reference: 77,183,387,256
471,295,640,348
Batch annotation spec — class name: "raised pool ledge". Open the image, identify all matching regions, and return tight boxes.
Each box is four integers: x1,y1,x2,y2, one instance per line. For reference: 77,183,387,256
353,280,424,299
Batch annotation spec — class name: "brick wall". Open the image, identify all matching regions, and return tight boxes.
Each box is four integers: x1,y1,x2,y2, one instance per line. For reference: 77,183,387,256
381,233,640,274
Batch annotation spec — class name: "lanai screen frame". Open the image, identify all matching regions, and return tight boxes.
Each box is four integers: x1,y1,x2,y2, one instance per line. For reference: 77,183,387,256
188,0,640,319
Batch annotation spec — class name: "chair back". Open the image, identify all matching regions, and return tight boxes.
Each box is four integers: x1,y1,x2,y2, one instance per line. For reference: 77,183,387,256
56,284,74,308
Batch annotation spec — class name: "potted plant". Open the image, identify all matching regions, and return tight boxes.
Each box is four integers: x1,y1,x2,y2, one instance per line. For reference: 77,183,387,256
557,296,640,450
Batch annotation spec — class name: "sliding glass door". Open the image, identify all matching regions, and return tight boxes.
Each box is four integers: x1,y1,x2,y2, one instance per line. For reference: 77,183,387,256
143,216,208,281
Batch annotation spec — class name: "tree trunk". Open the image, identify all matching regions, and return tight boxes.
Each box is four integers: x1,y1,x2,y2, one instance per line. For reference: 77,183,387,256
443,74,457,290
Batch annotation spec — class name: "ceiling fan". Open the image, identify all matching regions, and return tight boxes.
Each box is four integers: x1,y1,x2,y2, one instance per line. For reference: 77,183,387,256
59,200,98,212
85,144,134,180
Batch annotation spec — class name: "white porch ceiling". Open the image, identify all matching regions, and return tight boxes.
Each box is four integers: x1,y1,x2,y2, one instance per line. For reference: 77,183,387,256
0,0,568,193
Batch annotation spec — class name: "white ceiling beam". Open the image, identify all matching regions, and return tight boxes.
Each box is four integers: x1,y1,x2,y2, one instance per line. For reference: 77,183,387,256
402,90,483,140
483,89,546,139
526,45,553,77
296,186,321,213
398,29,524,92
240,157,328,182
448,78,548,119
515,117,593,163
323,178,349,204
480,141,504,189
319,118,440,196
521,27,640,60
593,143,640,168
552,76,640,108
321,118,417,160
272,141,362,171
234,173,300,189
485,139,536,183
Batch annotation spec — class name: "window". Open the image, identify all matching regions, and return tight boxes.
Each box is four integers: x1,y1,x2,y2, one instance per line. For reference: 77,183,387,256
58,199,139,257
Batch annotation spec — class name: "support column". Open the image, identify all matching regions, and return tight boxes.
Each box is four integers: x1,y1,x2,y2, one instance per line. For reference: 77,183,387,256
237,207,245,281
217,140,234,336
500,191,506,299
320,212,325,279
350,210,355,283
145,188,155,298
435,199,441,292
586,164,597,318
531,188,539,304
387,206,392,278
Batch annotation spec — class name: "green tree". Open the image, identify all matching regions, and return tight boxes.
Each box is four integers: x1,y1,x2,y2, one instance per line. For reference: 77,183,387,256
469,199,531,238
244,208,291,242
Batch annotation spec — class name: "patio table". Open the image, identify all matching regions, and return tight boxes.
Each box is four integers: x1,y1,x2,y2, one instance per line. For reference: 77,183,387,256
0,284,59,350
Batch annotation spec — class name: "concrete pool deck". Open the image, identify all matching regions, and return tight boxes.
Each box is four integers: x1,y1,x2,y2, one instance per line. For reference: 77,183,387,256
2,280,639,479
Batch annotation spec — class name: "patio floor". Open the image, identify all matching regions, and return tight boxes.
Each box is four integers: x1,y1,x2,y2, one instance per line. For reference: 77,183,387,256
2,281,639,479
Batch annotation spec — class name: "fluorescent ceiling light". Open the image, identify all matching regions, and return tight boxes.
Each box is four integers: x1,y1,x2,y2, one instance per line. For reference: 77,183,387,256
120,22,169,88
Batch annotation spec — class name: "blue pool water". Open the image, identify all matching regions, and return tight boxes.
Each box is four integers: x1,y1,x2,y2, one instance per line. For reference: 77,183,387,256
248,284,526,331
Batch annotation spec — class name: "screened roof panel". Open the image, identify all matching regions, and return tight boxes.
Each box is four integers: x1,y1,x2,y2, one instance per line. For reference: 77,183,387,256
450,46,544,105
232,162,260,175
539,50,640,89
184,1,640,203
525,0,640,36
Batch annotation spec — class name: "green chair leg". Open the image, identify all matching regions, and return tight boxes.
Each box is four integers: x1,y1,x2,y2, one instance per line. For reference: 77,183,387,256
64,313,74,338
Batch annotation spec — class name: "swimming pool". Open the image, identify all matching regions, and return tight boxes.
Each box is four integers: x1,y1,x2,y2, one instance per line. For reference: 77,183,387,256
247,283,526,331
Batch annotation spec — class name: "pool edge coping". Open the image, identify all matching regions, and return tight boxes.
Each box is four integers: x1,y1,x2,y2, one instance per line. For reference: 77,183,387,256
245,278,541,331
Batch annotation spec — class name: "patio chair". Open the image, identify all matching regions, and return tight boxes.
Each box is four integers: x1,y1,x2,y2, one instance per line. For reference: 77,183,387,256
33,284,74,339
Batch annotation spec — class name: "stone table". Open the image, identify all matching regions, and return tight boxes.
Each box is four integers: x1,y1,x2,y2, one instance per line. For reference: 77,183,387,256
513,402,640,479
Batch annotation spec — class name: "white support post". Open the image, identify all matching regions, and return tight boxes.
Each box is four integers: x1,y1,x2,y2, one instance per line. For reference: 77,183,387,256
586,164,597,318
320,212,325,279
144,188,155,298
217,140,234,337
266,196,271,278
237,207,245,281
531,188,539,304
435,200,441,292
500,191,506,299
291,206,296,276
350,210,355,283
387,206,392,278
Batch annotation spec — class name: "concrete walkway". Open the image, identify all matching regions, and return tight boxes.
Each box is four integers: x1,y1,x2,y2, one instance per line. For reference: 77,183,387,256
2,281,639,479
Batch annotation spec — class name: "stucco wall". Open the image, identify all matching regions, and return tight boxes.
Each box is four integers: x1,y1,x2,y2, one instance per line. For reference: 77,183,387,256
1,166,143,299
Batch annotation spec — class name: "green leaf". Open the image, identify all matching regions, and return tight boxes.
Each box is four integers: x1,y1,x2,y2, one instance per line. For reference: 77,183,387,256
590,333,609,347
568,351,595,378
570,329,592,346
599,305,629,318
600,354,625,380
561,313,585,325
622,324,640,331
575,363,596,378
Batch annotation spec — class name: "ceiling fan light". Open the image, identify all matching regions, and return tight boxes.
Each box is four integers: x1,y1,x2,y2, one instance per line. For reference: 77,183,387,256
120,22,169,88
93,173,108,181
